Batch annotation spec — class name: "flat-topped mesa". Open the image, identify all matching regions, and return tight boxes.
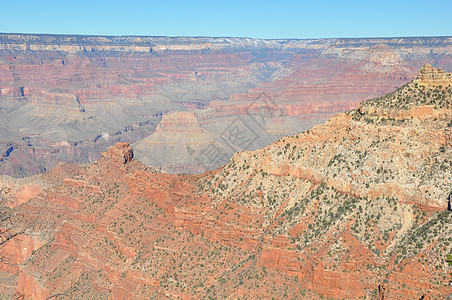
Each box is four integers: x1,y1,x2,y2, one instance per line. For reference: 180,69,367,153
357,64,452,118
101,142,134,164
414,63,452,87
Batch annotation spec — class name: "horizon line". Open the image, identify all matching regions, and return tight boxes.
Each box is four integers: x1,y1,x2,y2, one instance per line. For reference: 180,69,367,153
1,31,451,41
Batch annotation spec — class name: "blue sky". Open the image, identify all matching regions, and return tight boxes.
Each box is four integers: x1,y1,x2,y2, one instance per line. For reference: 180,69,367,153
1,0,451,39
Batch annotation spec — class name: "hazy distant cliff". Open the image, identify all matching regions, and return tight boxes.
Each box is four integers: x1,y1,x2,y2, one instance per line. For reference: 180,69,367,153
1,33,451,52
0,33,451,176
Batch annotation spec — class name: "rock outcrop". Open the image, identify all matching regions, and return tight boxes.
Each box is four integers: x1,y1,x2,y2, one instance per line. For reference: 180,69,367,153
358,64,452,120
415,63,452,87
101,142,134,165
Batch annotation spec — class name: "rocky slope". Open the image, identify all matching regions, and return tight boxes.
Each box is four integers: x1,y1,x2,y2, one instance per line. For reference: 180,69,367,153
0,65,450,299
1,34,451,176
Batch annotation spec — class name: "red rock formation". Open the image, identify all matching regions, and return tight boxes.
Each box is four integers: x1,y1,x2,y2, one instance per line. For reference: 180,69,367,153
101,142,134,164
0,65,451,300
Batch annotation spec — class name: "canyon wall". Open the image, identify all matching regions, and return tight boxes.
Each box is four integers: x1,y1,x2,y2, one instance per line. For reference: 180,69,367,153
1,34,451,175
0,66,450,298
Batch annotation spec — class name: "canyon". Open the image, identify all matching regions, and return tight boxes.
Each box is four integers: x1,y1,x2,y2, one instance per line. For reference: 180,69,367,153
0,65,450,299
1,34,452,176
